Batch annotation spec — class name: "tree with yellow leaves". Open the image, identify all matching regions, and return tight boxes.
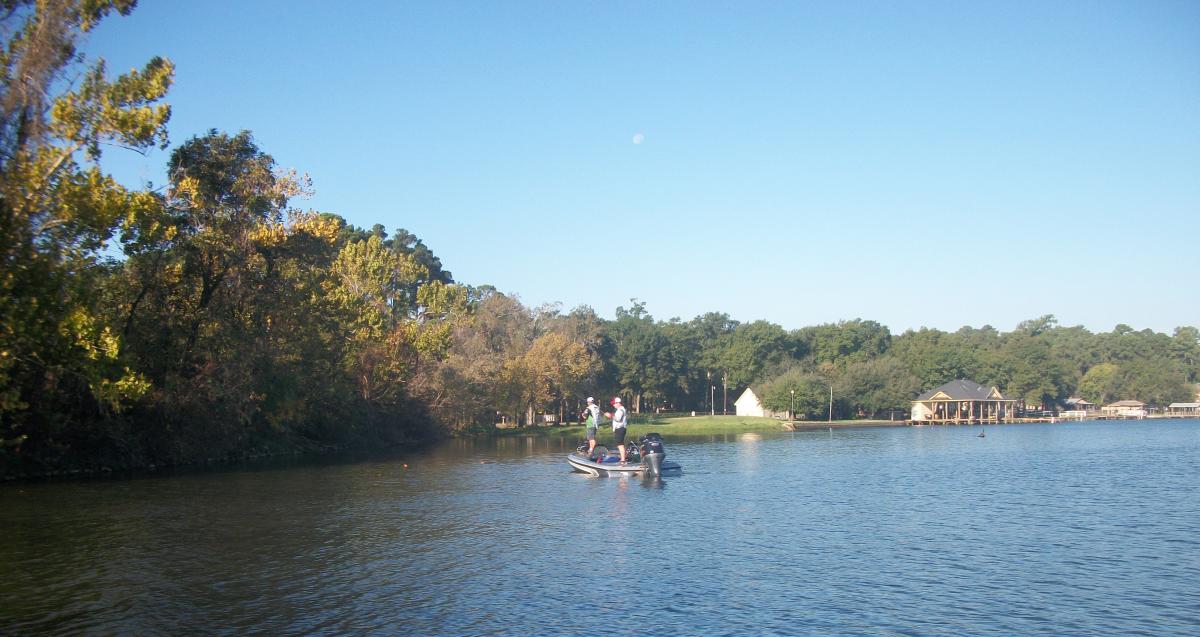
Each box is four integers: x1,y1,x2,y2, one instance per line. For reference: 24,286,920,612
1,0,172,469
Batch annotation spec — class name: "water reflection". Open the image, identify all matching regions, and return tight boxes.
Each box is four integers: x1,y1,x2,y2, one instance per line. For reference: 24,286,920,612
2,421,1199,636
736,432,762,472
638,476,667,490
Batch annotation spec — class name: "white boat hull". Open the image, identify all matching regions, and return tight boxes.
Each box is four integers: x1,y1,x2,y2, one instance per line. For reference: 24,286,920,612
566,452,681,477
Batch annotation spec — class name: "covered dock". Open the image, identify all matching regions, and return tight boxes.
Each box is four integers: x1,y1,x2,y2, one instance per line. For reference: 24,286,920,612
911,379,1016,424
1165,402,1199,417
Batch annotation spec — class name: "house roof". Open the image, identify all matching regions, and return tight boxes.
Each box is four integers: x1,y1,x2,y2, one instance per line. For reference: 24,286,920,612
914,379,1009,402
1168,403,1200,408
1065,397,1094,406
734,388,759,405
1105,400,1145,407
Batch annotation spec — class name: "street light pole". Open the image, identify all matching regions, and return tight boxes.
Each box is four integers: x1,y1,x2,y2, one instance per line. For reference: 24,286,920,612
722,372,727,415
706,371,712,416
790,389,795,420
828,385,833,423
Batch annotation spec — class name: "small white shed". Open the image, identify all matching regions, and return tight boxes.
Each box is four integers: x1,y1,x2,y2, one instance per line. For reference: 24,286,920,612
734,388,786,418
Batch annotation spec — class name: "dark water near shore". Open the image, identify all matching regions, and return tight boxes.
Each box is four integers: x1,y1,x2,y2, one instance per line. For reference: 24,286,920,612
2,420,1199,635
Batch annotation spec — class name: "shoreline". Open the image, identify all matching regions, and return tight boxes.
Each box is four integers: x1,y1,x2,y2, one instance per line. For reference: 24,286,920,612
491,415,909,437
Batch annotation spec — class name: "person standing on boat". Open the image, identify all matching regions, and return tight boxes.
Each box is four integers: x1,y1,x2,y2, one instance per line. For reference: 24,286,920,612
582,397,601,457
605,397,629,463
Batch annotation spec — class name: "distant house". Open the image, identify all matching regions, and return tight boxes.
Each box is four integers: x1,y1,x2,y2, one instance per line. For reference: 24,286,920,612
1061,397,1097,420
1064,397,1097,412
734,388,787,419
1166,403,1199,417
1101,400,1146,419
911,379,1016,424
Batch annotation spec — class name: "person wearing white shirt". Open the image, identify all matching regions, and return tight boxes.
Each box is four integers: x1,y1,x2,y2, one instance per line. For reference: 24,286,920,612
604,396,629,463
582,396,601,457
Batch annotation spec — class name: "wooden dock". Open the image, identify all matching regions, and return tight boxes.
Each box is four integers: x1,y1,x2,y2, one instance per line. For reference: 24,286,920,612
909,417,1059,426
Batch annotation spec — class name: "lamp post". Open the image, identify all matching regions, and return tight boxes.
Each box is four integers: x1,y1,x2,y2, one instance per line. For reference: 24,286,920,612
722,372,727,415
707,371,713,416
790,389,795,421
828,385,833,423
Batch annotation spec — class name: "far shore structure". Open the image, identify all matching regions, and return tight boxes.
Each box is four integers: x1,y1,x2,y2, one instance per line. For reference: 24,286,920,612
733,388,788,419
1101,400,1147,419
1167,402,1200,417
911,379,1017,424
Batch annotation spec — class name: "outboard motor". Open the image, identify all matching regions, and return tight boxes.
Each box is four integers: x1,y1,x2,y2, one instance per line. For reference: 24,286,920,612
639,433,667,476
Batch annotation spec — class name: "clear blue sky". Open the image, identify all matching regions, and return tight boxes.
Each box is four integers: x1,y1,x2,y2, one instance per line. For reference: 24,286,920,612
87,1,1199,335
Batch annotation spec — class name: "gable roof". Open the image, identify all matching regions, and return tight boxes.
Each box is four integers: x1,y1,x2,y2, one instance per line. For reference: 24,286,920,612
915,379,1008,402
734,388,760,406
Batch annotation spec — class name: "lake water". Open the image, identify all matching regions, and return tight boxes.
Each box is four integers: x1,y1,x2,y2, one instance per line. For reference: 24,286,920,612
2,420,1198,635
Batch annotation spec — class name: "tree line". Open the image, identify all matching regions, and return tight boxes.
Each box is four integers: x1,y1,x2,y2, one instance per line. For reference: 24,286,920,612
2,2,1197,476
425,303,1199,424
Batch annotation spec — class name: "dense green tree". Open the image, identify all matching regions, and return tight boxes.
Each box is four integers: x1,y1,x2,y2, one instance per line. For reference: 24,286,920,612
796,319,891,367
687,312,738,412
1,0,172,470
718,320,789,389
1042,324,1100,388
1078,363,1120,404
385,227,452,290
141,130,302,371
1114,360,1193,406
608,300,675,412
838,357,923,419
994,335,1072,409
760,369,834,420
1014,315,1058,337
688,312,738,367
891,328,981,389
649,319,696,410
1170,327,1200,383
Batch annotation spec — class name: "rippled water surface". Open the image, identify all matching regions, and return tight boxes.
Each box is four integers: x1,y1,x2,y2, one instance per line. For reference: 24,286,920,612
3,420,1199,635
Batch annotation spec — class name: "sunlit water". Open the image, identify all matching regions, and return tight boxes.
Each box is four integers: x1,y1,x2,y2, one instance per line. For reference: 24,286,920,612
2,420,1198,635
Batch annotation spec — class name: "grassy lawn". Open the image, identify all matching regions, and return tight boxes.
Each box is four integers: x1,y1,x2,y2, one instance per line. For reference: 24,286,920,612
628,414,789,435
491,414,902,438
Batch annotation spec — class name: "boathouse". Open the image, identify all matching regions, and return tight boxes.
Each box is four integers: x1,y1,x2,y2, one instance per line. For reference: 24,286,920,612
911,379,1016,424
1101,400,1146,419
1061,397,1097,420
1166,402,1199,417
1064,397,1096,413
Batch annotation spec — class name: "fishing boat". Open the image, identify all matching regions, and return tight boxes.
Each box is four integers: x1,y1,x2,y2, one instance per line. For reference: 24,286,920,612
567,433,682,477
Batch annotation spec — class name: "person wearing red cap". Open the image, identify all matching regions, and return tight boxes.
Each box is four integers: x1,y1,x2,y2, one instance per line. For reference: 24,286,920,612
604,396,629,463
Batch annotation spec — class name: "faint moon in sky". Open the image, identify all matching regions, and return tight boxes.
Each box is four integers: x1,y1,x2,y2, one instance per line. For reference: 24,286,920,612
632,132,645,145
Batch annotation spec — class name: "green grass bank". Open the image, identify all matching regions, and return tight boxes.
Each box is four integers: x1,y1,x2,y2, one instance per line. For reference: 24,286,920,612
493,414,903,438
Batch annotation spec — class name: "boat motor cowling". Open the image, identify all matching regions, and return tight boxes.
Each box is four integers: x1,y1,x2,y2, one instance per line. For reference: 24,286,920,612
639,433,667,476
639,433,665,456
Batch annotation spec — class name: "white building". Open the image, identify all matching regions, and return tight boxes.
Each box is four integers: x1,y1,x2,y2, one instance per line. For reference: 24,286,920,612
1101,400,1146,419
734,388,787,418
